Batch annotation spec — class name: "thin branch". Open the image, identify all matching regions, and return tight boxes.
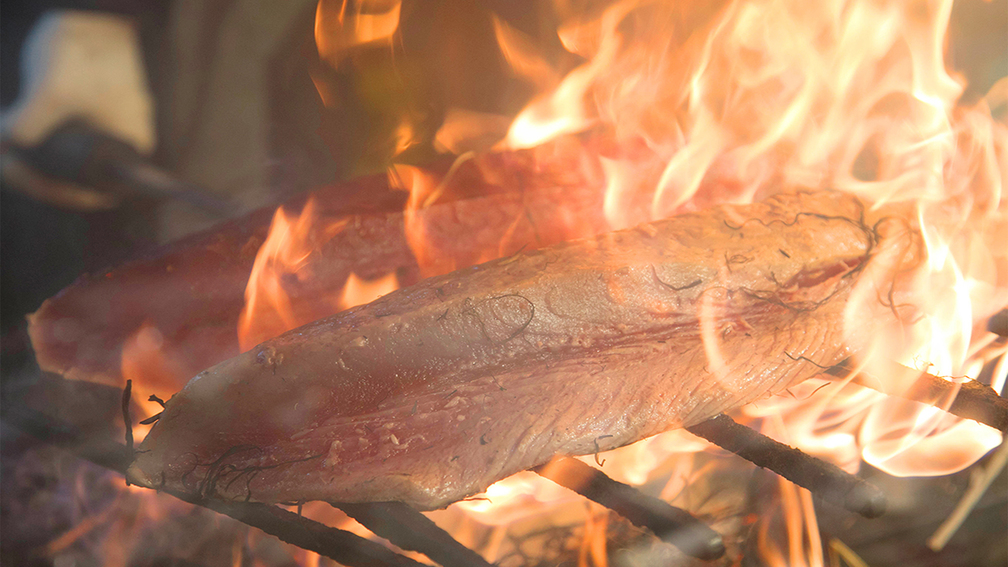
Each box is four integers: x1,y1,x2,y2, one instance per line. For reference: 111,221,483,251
686,414,887,518
334,501,494,567
827,358,1008,433
121,379,134,455
534,456,726,560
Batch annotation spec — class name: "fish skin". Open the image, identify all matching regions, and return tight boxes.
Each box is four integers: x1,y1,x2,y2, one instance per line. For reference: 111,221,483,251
127,190,878,509
27,158,607,387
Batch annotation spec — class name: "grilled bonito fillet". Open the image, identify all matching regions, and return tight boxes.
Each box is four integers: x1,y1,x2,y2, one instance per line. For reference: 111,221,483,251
127,191,880,509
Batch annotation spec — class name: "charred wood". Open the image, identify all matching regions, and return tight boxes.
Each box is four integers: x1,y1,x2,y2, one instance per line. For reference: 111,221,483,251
534,456,726,560
686,414,887,518
827,358,1008,433
988,309,1008,337
1,394,427,567
334,501,494,567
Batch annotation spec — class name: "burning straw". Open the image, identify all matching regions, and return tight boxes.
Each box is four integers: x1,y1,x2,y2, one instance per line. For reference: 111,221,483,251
2,383,425,567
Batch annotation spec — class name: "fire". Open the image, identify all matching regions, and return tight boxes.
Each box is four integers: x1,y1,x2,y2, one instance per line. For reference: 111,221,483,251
756,477,824,567
120,323,191,440
238,198,400,351
429,0,1005,562
426,471,616,565
315,0,402,65
340,271,400,309
239,199,344,351
65,0,1004,565
495,0,1005,433
388,162,547,278
389,164,456,277
305,0,1008,562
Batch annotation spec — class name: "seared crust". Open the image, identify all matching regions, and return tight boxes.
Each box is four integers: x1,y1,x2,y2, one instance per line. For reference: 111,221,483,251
128,191,877,509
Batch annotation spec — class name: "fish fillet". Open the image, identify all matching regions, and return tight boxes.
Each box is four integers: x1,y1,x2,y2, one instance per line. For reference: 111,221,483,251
127,190,881,509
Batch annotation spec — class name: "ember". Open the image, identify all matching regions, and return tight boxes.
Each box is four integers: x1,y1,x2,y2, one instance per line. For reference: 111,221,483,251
4,0,1006,565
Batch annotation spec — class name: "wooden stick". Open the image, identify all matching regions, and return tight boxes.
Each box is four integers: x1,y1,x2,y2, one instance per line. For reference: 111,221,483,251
988,308,1008,337
686,414,887,518
335,501,494,567
534,456,726,560
827,358,1008,433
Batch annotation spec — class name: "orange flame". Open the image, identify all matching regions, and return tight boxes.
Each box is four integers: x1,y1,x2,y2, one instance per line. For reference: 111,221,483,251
389,162,534,278
238,198,398,351
494,0,1006,472
434,109,513,155
120,323,191,439
340,271,400,308
431,0,1007,561
238,199,345,351
315,0,402,65
389,164,452,277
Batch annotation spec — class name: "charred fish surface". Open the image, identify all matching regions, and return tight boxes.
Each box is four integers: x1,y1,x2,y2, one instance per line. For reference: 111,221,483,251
28,152,607,387
128,191,878,509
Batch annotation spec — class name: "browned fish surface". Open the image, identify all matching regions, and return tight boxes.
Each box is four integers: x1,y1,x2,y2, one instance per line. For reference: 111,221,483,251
27,155,607,387
127,191,879,509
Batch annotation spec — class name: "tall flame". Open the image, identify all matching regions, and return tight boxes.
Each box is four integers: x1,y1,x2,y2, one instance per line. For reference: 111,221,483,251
100,0,1006,565
238,199,398,351
493,0,1006,474
470,0,1005,562
315,0,402,65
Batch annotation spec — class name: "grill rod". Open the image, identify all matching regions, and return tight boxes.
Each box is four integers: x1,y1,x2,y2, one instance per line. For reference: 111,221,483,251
334,501,494,567
827,357,1008,433
687,414,887,518
12,349,1008,565
535,456,727,560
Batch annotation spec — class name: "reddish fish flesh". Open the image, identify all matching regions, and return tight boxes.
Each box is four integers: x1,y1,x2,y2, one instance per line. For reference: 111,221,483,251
127,191,882,509
27,153,607,387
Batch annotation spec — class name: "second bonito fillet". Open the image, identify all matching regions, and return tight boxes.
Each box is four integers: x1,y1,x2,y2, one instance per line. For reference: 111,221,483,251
128,190,896,509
